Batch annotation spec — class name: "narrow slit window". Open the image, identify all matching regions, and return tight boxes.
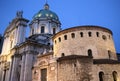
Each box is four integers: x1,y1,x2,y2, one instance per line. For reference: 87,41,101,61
96,32,99,37
53,28,56,34
108,50,111,59
113,71,118,81
88,49,92,57
109,35,111,39
80,32,83,37
64,35,67,40
71,33,75,38
41,26,45,33
88,32,92,37
32,28,34,35
55,40,57,44
61,53,65,57
58,37,61,42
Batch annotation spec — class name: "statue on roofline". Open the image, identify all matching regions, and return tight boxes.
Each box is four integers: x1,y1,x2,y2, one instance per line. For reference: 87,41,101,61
16,11,23,18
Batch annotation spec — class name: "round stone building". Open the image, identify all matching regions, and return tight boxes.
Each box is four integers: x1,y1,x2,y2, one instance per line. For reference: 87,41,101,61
53,25,117,60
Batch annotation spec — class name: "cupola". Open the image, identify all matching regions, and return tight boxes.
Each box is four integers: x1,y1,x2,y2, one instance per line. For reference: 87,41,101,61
29,3,61,36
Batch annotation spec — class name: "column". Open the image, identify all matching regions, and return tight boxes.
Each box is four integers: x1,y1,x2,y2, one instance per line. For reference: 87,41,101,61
37,23,39,34
1,37,7,54
1,70,6,81
16,25,23,45
0,64,2,81
48,22,51,34
16,26,20,45
24,52,33,81
7,62,13,81
19,26,26,44
35,23,37,34
22,27,26,42
10,55,20,81
20,54,26,81
14,28,18,46
5,70,9,81
46,22,49,33
19,26,23,43
29,24,32,36
18,26,22,44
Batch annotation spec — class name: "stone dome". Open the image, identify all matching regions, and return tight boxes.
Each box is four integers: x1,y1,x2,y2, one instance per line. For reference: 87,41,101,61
33,3,59,21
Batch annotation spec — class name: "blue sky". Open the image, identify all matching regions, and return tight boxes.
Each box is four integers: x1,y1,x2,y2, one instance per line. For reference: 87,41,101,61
0,0,120,53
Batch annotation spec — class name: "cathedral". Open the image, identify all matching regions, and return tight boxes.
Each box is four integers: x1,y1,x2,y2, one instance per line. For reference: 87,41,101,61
0,2,120,81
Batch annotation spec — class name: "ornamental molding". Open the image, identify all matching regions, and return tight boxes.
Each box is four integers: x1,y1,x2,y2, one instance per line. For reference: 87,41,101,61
20,50,38,55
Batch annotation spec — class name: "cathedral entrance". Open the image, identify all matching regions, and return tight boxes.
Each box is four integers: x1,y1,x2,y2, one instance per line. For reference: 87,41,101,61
41,68,47,81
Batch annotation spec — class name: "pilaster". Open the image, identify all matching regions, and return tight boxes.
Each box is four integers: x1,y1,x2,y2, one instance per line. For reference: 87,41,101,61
20,53,26,81
0,63,3,81
0,61,11,81
23,51,33,81
10,54,21,81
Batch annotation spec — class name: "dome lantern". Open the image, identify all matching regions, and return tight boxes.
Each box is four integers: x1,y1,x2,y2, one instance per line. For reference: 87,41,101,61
44,3,49,10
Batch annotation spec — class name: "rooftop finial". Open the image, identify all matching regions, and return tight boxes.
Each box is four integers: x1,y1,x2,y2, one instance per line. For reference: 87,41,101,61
44,0,49,10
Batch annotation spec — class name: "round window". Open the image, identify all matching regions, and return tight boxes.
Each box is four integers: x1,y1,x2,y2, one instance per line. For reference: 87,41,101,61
102,35,107,40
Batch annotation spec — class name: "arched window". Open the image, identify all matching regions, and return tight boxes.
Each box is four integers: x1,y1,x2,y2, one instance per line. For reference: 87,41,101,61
53,28,56,34
61,53,65,57
64,35,67,40
80,32,83,37
55,40,57,44
88,49,92,57
96,32,99,37
47,43,50,45
71,33,75,38
102,35,107,40
32,28,34,35
108,50,111,59
58,37,61,42
99,72,104,81
113,71,118,81
41,26,45,33
88,32,92,37
109,35,111,39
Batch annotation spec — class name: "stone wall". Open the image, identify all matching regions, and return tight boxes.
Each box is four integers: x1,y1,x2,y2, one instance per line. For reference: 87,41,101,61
57,55,93,81
32,53,57,81
92,64,120,81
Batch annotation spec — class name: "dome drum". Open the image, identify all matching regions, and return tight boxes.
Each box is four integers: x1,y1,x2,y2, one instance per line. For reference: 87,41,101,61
29,3,61,36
